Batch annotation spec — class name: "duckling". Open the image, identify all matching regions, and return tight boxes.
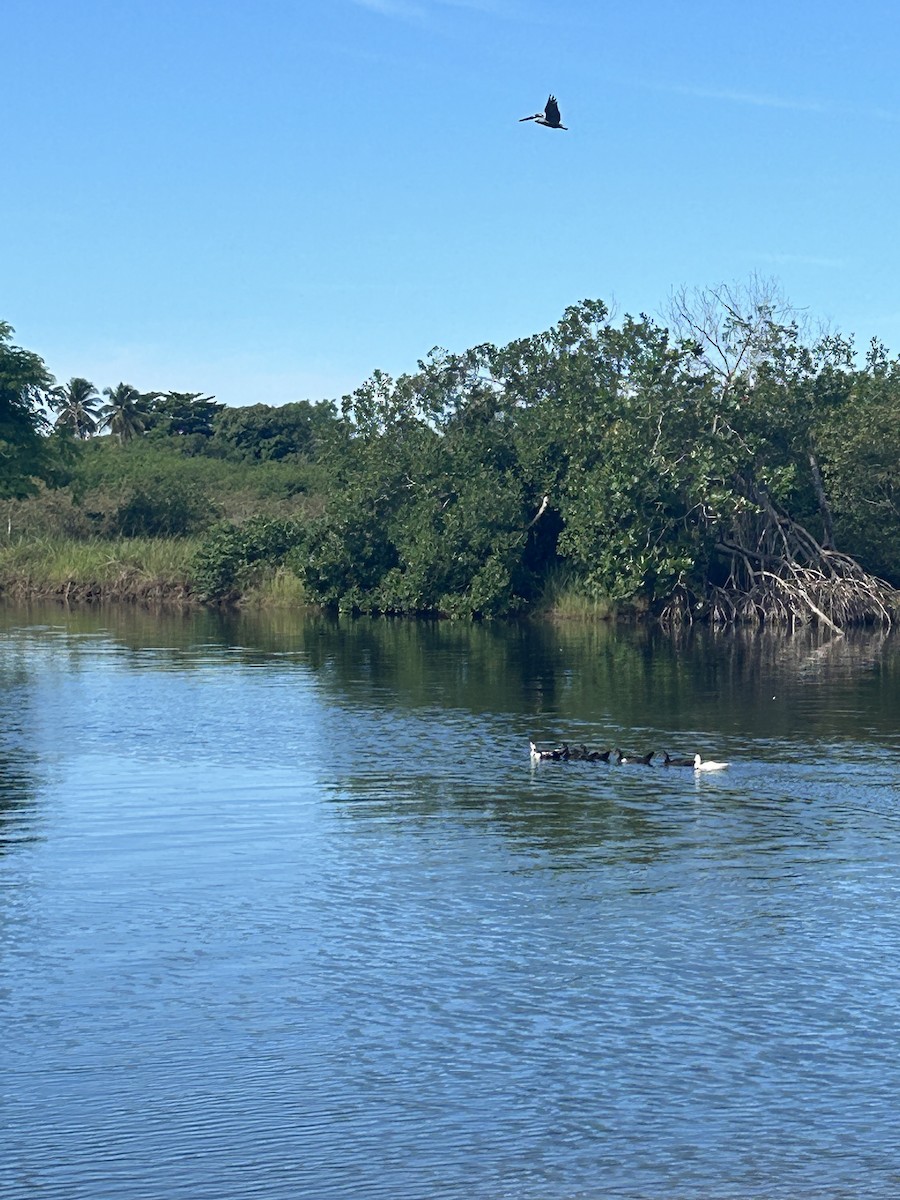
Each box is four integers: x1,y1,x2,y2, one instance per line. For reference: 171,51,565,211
530,741,563,761
694,754,729,772
615,749,654,765
586,748,611,763
663,752,695,767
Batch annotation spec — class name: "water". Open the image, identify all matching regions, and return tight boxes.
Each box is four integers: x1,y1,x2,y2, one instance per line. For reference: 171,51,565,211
2,604,900,1199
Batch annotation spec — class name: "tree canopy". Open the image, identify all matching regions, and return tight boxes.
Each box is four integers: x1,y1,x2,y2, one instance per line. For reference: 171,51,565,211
0,322,55,501
49,377,101,439
282,291,900,622
100,383,152,444
5,289,900,626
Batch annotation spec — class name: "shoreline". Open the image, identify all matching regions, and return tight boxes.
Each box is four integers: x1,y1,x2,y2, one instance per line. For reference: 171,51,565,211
3,537,898,627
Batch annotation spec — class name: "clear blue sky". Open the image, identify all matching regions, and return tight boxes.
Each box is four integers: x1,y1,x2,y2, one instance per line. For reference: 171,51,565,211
4,0,900,407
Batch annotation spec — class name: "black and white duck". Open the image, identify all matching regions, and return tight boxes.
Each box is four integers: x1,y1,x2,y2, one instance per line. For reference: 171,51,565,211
663,752,695,767
615,749,654,765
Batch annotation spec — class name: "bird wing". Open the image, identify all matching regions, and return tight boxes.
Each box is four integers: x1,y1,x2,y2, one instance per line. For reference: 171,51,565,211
545,95,561,124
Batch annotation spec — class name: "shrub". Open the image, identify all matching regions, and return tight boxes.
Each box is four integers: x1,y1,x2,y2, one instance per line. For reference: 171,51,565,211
112,481,216,537
192,518,305,601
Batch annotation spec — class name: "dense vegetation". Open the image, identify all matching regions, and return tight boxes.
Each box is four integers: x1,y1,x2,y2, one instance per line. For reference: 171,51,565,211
3,284,900,626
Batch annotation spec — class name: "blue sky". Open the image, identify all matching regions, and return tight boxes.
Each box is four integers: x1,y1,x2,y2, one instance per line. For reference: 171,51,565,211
4,0,900,407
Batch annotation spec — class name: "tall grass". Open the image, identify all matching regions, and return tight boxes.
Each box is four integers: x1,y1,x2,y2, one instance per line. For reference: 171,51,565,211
0,535,313,608
0,535,201,602
239,565,309,608
536,565,620,621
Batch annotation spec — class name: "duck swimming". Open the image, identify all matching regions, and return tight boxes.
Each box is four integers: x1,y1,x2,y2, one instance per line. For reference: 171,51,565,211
530,741,612,763
615,749,654,765
663,752,695,767
532,741,730,771
694,754,729,772
531,741,563,761
586,748,611,763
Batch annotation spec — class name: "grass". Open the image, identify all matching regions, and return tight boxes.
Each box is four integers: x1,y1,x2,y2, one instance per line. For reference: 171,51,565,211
535,566,620,621
0,535,313,609
547,589,619,620
0,535,202,603
239,564,309,608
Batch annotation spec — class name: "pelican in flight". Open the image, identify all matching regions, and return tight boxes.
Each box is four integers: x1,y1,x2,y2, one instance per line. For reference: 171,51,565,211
519,94,567,130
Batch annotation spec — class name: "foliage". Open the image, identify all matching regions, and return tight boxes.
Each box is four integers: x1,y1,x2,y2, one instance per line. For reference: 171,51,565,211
144,391,224,444
817,341,900,583
49,377,101,438
0,322,55,500
4,293,900,624
100,382,153,443
474,302,723,605
210,400,337,462
64,439,219,537
289,367,536,615
191,518,305,601
111,481,214,538
202,294,899,621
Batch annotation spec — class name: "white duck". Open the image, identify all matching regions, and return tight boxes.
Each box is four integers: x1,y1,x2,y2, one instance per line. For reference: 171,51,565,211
694,754,729,772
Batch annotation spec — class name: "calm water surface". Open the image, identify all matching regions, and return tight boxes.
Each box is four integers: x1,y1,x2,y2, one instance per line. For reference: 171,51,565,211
2,604,900,1199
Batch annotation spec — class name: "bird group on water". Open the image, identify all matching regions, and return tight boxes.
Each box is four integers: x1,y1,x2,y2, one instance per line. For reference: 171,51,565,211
530,742,730,771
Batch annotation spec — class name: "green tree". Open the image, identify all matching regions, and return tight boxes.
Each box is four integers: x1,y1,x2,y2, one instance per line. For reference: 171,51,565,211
399,294,895,624
660,281,895,621
50,377,101,439
210,401,337,462
817,341,900,583
146,391,223,439
499,303,717,604
100,382,152,444
292,361,538,616
0,321,55,501
667,279,854,548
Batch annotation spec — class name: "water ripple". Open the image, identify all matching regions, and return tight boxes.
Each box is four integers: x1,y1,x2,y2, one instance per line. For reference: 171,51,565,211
3,611,900,1198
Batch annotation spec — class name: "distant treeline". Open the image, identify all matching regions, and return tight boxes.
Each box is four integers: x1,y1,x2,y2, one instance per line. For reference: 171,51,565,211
2,283,899,626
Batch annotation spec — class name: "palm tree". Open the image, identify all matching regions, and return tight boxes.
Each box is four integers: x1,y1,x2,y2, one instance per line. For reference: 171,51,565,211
100,382,150,444
49,377,101,439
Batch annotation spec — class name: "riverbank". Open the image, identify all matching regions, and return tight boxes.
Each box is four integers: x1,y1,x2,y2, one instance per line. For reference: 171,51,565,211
0,536,621,617
0,536,200,605
3,535,897,626
0,535,314,608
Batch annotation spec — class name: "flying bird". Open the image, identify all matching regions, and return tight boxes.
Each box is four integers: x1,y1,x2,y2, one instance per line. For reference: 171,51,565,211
519,94,567,130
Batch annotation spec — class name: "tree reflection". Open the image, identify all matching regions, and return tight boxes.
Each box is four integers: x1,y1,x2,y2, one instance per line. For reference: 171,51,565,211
0,654,40,853
0,752,40,853
3,603,899,746
1,601,897,869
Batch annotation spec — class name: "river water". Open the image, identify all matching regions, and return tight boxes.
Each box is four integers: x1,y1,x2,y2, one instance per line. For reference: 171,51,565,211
2,604,899,1199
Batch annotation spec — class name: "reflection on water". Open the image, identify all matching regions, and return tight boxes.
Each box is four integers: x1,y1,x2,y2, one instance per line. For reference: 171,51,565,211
2,603,900,1199
0,647,42,854
0,750,40,855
